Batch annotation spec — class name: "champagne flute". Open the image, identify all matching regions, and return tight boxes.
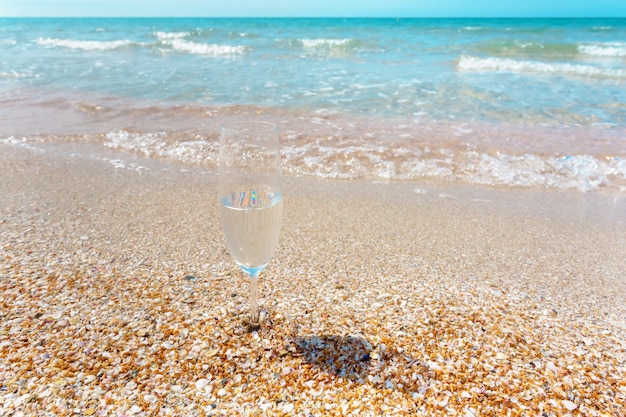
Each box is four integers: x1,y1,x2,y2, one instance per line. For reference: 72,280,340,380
218,121,283,331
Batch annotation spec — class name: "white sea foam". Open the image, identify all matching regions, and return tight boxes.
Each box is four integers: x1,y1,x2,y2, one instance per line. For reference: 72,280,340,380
352,83,386,89
591,26,614,31
94,157,148,172
457,55,626,79
283,142,626,192
460,153,626,192
578,42,626,57
37,37,135,51
154,31,190,40
104,131,217,165
300,38,353,49
168,39,246,56
100,129,625,192
0,70,34,79
0,137,44,152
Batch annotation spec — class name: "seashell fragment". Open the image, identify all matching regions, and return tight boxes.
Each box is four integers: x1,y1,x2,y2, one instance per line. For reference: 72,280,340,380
562,400,577,411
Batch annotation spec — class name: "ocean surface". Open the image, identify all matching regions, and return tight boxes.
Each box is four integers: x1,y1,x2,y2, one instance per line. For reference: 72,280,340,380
1,17,626,192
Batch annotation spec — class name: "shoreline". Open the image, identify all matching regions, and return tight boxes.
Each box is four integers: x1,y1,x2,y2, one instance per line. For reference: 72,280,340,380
1,142,625,415
2,87,626,193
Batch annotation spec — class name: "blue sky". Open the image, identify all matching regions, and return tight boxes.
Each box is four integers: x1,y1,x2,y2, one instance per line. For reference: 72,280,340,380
3,0,626,17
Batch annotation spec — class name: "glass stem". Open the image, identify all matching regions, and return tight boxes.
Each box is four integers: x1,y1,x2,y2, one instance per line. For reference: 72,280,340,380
249,274,260,330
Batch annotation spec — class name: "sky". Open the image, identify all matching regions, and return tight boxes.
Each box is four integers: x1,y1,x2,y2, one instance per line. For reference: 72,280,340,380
2,0,626,18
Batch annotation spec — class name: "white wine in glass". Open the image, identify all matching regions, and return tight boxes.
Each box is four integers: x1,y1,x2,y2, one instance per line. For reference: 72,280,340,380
218,121,283,330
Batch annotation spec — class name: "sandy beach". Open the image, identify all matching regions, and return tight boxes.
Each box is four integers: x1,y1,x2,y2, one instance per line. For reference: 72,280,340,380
1,142,625,416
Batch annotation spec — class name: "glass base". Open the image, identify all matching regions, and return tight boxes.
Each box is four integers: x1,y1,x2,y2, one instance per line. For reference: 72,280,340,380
246,320,261,332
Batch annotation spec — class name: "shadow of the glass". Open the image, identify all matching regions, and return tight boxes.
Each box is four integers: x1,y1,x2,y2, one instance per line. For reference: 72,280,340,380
294,334,427,394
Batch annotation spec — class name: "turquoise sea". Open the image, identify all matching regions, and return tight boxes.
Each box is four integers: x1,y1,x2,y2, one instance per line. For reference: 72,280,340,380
1,17,625,192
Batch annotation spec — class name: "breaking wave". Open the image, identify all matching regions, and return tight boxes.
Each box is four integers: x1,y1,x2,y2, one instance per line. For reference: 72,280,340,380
153,31,190,40
578,42,626,57
102,130,626,193
457,55,626,79
300,38,354,49
276,38,362,56
35,35,246,56
167,39,247,56
36,37,138,51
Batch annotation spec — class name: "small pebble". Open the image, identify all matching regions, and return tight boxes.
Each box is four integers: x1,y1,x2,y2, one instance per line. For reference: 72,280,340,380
195,379,209,390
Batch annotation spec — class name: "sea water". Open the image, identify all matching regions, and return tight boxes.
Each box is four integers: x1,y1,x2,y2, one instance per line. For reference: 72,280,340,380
1,17,625,192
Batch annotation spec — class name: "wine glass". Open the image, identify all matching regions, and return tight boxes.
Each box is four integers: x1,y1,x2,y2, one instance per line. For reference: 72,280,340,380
218,121,283,331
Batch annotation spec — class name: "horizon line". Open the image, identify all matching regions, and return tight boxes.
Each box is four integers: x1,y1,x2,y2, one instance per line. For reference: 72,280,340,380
3,15,626,19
